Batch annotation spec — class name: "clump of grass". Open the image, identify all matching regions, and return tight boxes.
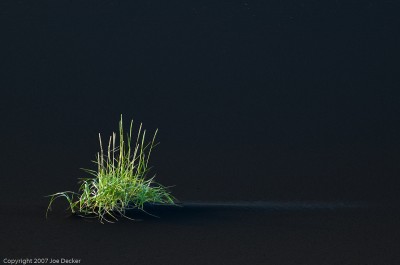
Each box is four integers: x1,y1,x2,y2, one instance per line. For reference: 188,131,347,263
46,115,177,223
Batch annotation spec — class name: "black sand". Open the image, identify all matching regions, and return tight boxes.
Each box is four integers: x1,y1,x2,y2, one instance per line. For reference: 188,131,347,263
1,202,400,264
1,1,400,264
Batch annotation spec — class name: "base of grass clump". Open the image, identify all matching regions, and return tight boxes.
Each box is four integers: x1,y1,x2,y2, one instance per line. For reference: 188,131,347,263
74,202,183,222
46,115,178,223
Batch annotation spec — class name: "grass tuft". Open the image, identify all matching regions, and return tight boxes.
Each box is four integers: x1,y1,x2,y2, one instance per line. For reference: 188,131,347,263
46,115,177,223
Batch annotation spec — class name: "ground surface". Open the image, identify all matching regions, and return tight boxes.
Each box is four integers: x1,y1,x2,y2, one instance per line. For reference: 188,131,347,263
1,202,399,265
1,1,400,264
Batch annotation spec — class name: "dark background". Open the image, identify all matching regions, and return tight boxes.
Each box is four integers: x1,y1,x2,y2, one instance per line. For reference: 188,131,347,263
2,1,400,265
1,0,400,206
